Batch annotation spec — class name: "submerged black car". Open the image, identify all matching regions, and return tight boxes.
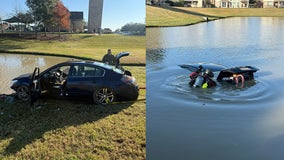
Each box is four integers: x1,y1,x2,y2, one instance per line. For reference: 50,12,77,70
179,63,258,88
10,52,139,104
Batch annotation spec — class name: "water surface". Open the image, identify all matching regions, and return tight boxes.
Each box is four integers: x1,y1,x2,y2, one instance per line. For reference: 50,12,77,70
0,53,73,94
147,17,284,160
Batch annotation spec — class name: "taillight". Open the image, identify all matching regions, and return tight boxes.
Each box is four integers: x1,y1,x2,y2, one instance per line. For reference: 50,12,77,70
121,75,136,85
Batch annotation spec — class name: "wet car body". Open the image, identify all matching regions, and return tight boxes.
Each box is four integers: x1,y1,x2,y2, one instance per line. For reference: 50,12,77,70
11,53,139,104
179,63,258,87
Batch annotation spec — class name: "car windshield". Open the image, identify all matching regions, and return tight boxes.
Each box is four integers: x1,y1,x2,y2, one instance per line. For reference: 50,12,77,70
112,67,124,74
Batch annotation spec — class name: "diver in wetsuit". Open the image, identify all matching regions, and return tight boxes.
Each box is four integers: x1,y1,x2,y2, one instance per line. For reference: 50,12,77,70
189,66,216,88
202,69,216,88
189,65,203,86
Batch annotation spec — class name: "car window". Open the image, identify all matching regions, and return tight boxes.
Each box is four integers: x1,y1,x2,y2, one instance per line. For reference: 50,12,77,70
69,65,105,77
69,65,79,76
42,65,70,78
112,67,124,74
61,66,71,75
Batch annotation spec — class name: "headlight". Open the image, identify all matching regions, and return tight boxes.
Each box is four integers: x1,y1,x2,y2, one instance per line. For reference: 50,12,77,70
10,80,18,87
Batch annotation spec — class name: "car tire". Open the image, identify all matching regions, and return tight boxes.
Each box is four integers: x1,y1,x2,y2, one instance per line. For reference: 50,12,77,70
93,87,115,105
17,85,30,101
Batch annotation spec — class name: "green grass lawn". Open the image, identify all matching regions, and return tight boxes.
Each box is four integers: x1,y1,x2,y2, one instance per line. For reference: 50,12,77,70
147,5,204,27
0,34,146,159
146,5,284,27
0,33,146,65
0,100,145,159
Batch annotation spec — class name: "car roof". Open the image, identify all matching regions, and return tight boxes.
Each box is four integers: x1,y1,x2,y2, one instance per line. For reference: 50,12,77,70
60,60,114,70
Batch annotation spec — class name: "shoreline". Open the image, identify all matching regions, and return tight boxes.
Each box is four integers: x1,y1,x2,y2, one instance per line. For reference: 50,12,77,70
146,17,224,28
146,6,284,28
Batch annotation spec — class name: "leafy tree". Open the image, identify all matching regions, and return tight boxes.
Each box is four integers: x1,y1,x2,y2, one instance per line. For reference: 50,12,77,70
16,11,33,24
0,16,3,34
255,0,263,8
121,23,145,35
26,0,58,34
53,0,70,37
14,11,33,33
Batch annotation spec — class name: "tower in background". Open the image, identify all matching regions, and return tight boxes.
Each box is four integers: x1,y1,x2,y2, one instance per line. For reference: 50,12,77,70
88,0,103,33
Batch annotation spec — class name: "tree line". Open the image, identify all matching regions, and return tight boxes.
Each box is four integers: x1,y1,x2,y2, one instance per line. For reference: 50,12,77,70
25,0,70,35
120,23,145,35
5,0,145,36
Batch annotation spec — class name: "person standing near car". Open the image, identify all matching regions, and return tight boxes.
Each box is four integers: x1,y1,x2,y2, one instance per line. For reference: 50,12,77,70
102,49,115,65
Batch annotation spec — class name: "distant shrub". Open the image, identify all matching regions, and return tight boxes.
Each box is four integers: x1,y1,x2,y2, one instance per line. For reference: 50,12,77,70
121,23,145,35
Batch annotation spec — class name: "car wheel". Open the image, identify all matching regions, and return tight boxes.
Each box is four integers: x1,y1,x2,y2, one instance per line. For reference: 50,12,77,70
17,85,30,101
93,87,115,105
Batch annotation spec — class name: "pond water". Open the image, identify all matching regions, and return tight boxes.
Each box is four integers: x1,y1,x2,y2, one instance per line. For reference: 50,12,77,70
0,54,73,94
147,17,284,160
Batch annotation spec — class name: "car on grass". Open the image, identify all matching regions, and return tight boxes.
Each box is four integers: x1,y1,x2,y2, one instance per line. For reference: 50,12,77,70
10,52,139,104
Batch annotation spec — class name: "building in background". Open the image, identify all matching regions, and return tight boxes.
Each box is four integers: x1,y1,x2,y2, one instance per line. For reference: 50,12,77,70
214,0,249,8
184,0,205,7
262,0,284,7
147,0,283,8
70,12,84,33
88,0,103,33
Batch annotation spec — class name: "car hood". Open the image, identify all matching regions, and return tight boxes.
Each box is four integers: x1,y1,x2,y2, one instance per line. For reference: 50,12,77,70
13,73,32,80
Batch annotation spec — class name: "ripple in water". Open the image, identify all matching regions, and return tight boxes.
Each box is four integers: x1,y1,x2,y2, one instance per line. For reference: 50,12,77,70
162,74,273,106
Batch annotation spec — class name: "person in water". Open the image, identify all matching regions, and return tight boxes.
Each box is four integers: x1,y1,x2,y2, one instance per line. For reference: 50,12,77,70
189,66,216,88
189,65,202,86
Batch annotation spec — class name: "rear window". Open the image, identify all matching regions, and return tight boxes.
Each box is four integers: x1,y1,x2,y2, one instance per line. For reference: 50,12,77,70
112,67,124,74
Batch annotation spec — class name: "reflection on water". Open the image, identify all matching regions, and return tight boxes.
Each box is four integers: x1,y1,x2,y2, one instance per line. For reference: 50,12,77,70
147,17,284,160
0,54,73,94
146,48,165,64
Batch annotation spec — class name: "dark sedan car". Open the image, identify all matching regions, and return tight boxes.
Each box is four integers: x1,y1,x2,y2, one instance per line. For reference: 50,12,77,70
10,54,139,104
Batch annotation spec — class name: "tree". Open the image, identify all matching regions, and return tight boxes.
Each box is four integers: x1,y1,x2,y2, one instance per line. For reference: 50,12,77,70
26,0,58,35
248,0,256,7
0,16,3,34
16,11,33,24
15,11,34,33
255,0,263,8
53,0,70,37
121,23,146,35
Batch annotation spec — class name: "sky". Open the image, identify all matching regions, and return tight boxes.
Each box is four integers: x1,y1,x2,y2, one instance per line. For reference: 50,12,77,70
0,0,145,30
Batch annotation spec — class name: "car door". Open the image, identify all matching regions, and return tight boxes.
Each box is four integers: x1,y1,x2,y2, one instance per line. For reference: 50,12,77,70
40,64,71,94
65,64,105,97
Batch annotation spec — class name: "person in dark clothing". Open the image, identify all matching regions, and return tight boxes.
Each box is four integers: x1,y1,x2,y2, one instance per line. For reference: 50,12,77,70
203,69,216,88
102,49,115,65
189,65,203,86
189,66,216,88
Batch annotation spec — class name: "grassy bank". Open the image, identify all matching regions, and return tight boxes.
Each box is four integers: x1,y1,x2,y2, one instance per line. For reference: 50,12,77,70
0,100,145,159
0,33,146,65
0,33,146,159
146,5,284,27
